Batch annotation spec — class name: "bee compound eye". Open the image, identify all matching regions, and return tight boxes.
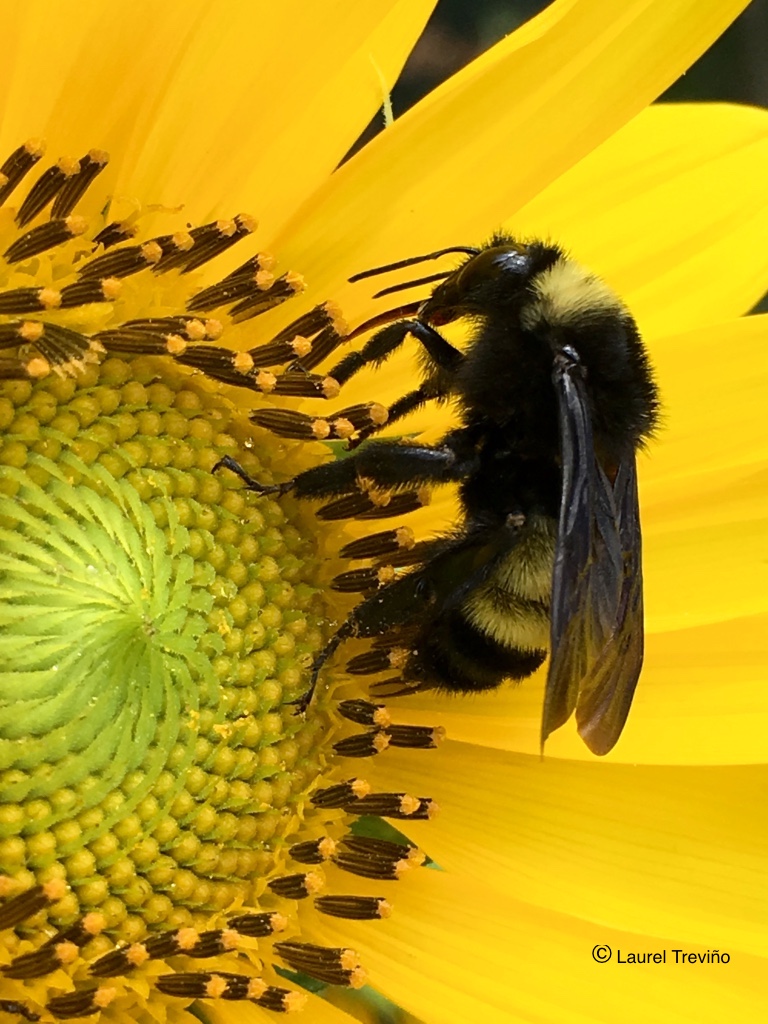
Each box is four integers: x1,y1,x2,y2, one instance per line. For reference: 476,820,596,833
494,250,530,274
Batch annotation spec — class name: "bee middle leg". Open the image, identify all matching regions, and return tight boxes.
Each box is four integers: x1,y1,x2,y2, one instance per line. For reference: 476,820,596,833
212,454,286,495
216,433,480,501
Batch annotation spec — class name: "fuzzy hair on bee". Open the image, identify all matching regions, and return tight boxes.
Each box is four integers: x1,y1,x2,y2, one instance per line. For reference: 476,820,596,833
216,231,658,755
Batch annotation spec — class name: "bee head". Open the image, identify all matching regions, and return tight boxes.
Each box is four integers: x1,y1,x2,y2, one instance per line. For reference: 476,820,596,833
419,240,561,326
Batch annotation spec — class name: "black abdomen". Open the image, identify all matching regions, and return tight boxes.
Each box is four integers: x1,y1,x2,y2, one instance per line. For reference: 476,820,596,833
406,608,546,694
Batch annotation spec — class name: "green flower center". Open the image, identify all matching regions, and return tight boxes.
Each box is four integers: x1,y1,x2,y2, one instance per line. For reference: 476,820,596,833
0,356,329,937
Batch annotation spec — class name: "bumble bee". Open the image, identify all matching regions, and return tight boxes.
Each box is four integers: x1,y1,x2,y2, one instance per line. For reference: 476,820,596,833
217,232,658,754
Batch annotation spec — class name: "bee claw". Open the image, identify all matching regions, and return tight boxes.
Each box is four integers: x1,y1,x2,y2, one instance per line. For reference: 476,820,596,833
213,454,282,494
289,696,310,716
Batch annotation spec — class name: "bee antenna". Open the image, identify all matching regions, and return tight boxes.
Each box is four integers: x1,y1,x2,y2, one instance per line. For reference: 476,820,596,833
372,270,452,299
349,246,481,283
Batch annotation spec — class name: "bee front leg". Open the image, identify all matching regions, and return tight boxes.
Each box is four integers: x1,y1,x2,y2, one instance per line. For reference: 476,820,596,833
328,319,463,385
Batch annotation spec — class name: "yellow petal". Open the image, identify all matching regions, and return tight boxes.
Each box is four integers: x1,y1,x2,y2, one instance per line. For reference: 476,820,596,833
307,863,768,1024
368,743,768,957
125,0,439,232
377,608,768,766
641,313,768,630
274,0,751,307
646,314,768,488
644,502,766,631
293,102,768,442
512,103,768,337
0,0,437,234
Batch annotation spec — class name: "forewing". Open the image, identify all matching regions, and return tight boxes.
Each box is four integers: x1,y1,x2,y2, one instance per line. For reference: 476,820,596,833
575,456,644,754
541,351,631,753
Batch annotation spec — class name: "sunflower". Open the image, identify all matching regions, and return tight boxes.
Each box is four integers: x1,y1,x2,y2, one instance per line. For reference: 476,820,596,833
1,2,766,1024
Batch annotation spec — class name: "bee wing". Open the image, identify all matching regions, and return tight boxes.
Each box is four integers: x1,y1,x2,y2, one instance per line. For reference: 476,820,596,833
575,456,644,753
541,351,643,754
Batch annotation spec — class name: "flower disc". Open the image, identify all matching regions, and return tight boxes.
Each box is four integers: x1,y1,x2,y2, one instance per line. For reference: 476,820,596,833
0,357,335,989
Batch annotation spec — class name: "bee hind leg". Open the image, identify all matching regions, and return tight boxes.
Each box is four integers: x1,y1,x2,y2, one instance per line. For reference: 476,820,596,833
290,621,356,714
